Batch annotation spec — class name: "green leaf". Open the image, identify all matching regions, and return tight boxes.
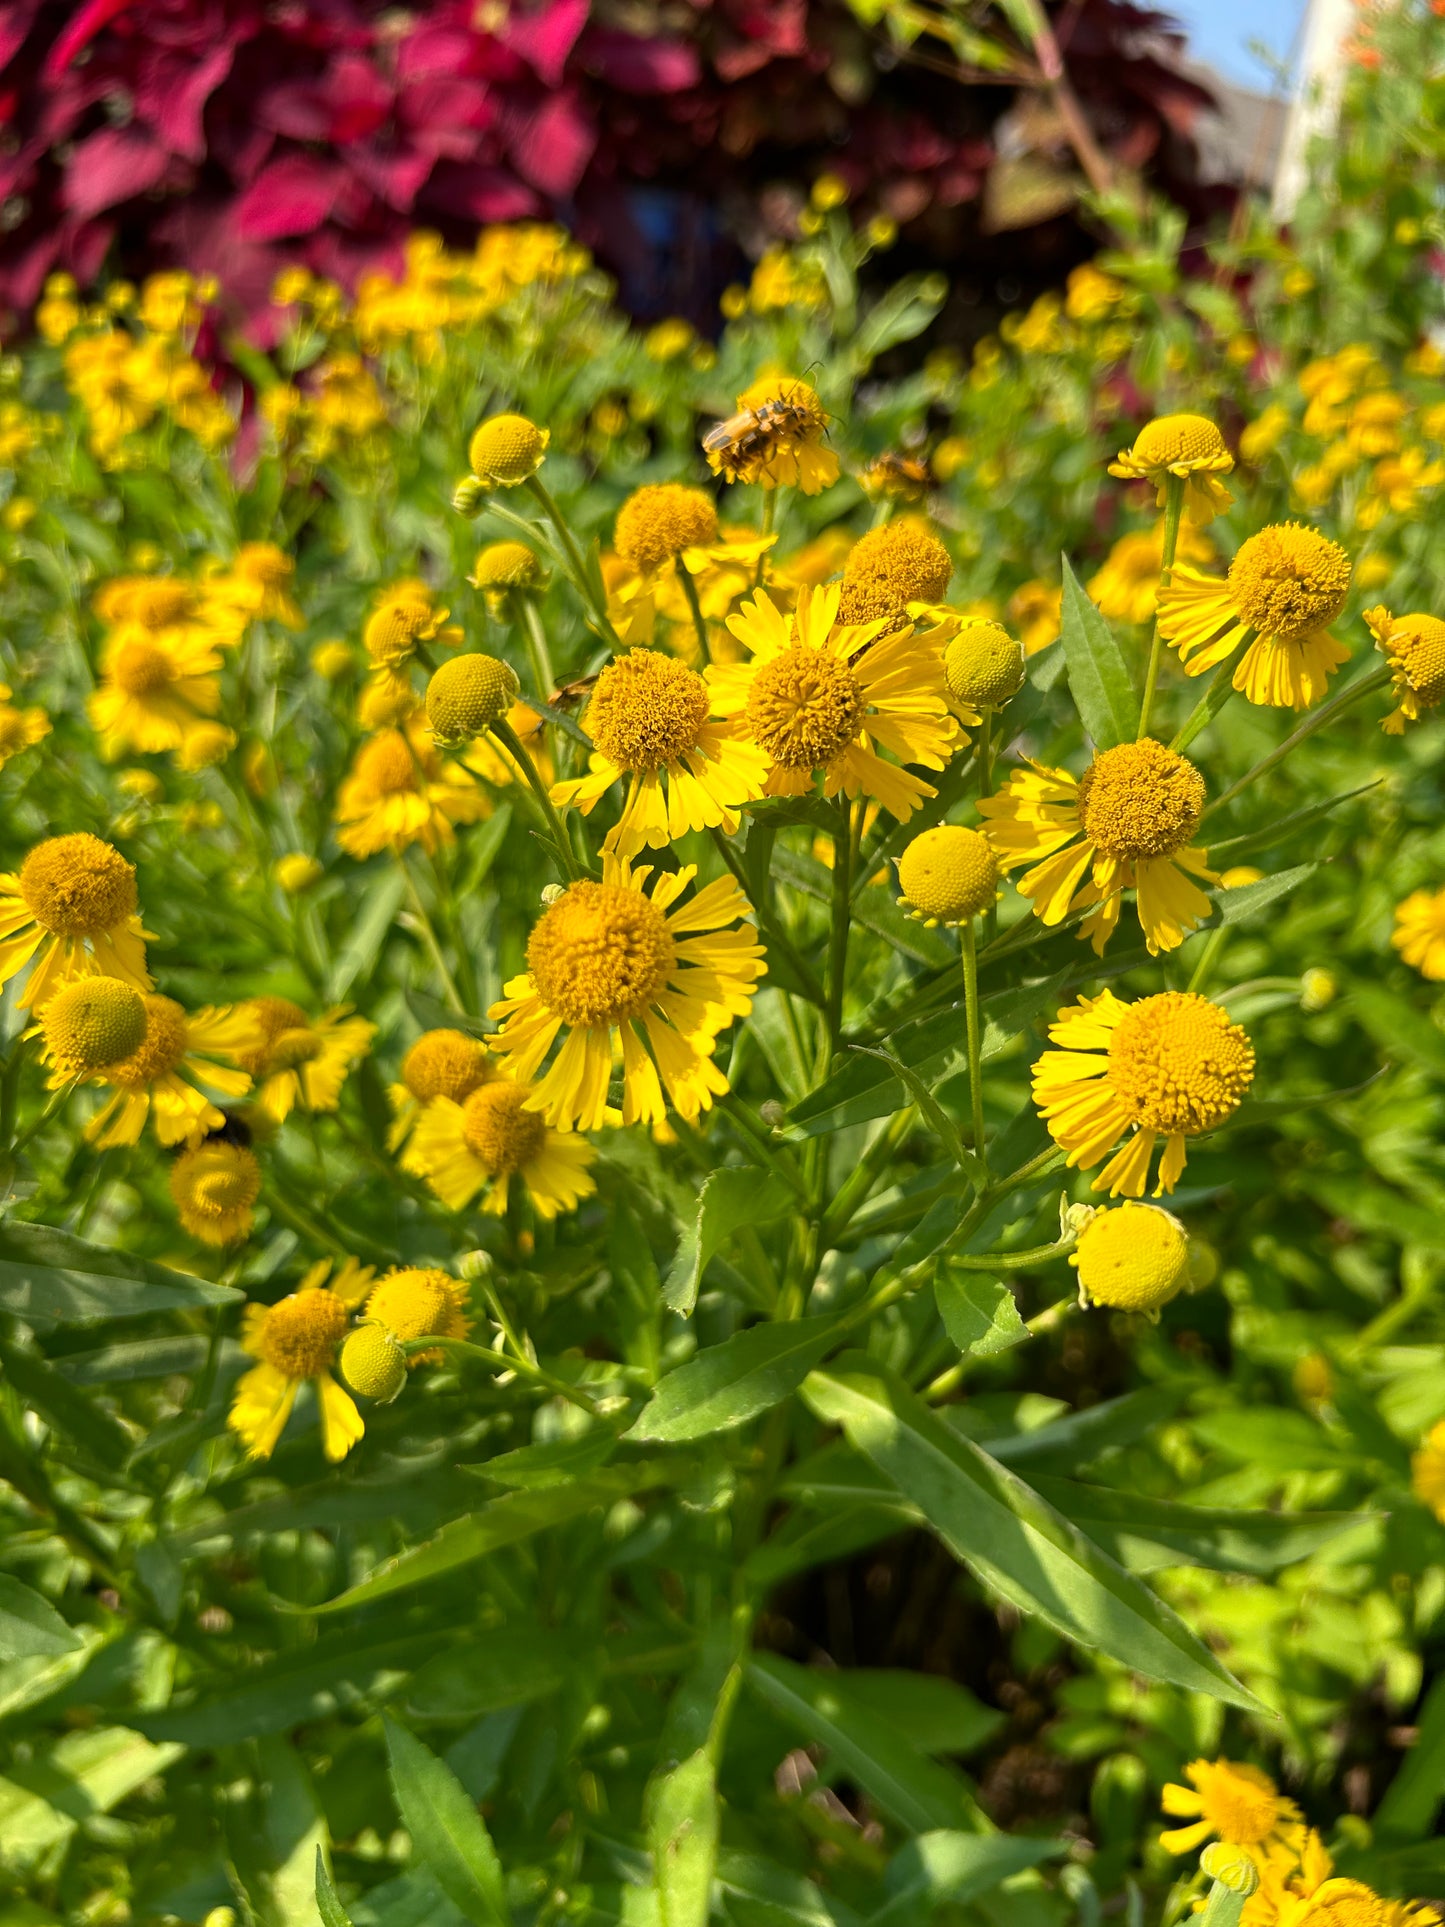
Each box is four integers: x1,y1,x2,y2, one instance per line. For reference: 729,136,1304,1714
746,1655,987,1833
1374,1672,1445,1842
470,1431,620,1489
0,1219,238,1326
402,1629,576,1722
1189,1408,1347,1472
664,1168,795,1317
0,1577,82,1662
1205,782,1378,863
978,1387,1184,1472
648,1749,718,1927
743,1500,917,1589
1059,557,1138,748
1027,1478,1363,1575
1351,983,1445,1079
237,1738,331,1927
715,1851,863,1927
934,1275,1027,1359
834,1673,1003,1757
853,273,948,364
0,1335,134,1473
385,1718,509,1927
849,1046,980,1179
1215,863,1318,928
0,1726,182,1872
327,868,406,1001
869,1831,1066,1927
804,1361,1263,1711
316,1849,356,1927
629,1317,844,1443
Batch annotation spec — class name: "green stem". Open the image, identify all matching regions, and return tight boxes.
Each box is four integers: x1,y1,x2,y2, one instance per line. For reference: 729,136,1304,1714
524,476,624,651
395,856,467,1016
490,716,586,880
707,826,825,1006
410,1333,601,1416
961,920,987,1172
1186,923,1230,995
717,1092,809,1200
949,1236,1076,1273
5,1076,79,1166
1169,655,1239,756
824,803,854,1057
818,1106,916,1247
518,591,556,698
1201,664,1392,821
1137,473,1184,740
678,566,713,665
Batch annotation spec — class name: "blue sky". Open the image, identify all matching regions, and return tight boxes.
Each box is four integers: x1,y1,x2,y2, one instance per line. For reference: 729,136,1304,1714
1165,0,1308,89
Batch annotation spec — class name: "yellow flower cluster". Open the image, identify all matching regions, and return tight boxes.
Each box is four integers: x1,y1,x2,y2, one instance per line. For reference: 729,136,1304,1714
63,321,234,467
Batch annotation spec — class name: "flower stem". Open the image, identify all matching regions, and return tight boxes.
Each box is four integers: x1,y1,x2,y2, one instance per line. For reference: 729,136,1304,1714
412,1333,601,1415
707,825,825,1006
518,590,556,698
678,565,712,664
824,802,854,1058
490,716,586,880
1169,654,1239,756
1137,473,1184,740
395,854,468,1016
523,475,624,651
1200,664,1392,820
961,920,987,1176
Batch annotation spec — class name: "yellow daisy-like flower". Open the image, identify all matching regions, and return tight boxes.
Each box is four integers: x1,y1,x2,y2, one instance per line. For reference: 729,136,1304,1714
837,518,953,632
713,583,957,821
470,540,543,609
551,648,769,856
88,623,224,757
363,577,463,698
704,377,839,493
1157,524,1353,710
172,1135,262,1247
1246,1832,1437,1927
232,997,377,1122
0,833,151,1010
1392,887,1445,980
82,992,259,1147
363,1266,471,1366
408,1075,597,1219
1108,413,1235,527
0,685,50,766
387,1026,494,1157
1363,605,1445,732
1070,1201,1192,1315
896,825,998,926
229,1278,365,1462
208,541,303,629
1412,1419,1445,1523
1088,523,1215,625
1033,988,1255,1197
334,721,488,858
1159,1758,1300,1857
488,854,766,1131
979,739,1216,956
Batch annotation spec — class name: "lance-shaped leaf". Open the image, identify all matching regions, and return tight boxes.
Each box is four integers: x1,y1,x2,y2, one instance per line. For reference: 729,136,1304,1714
0,1219,238,1326
1059,557,1138,748
629,1315,845,1442
648,1748,719,1927
385,1718,509,1927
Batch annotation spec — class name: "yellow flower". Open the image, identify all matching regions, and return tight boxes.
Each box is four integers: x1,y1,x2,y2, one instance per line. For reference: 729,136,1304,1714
339,1325,408,1403
488,854,766,1131
1244,1830,1436,1927
713,583,957,821
172,1135,262,1248
425,654,520,744
232,997,377,1122
229,1274,367,1461
1412,1420,1445,1522
644,319,695,362
1157,524,1353,710
0,685,50,765
896,825,998,925
363,1267,471,1363
1071,1202,1191,1314
388,1026,494,1156
857,452,934,504
35,977,148,1077
1065,262,1124,321
1088,523,1215,625
552,648,768,856
467,414,549,487
980,740,1216,956
1033,988,1254,1196
470,541,543,607
363,578,463,698
175,723,237,771
274,853,323,895
1008,580,1062,655
1240,404,1290,467
837,518,953,632
334,722,487,858
1392,887,1445,980
1365,604,1445,731
207,543,303,629
311,640,355,681
616,485,719,575
703,377,839,493
408,1074,597,1219
82,992,259,1147
0,833,151,1009
943,622,1025,720
88,624,224,758
1108,414,1235,526
1160,1758,1300,1856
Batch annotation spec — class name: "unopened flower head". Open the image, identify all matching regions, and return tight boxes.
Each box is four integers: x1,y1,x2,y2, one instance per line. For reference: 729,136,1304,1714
944,621,1025,712
38,976,148,1075
1070,1201,1191,1315
467,413,549,487
340,1324,408,1403
897,825,998,925
470,541,543,599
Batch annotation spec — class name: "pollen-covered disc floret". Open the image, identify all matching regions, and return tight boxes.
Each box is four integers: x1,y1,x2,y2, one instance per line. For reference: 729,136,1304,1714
1072,1202,1190,1314
426,654,520,740
1365,604,1445,732
471,541,542,592
460,1081,549,1174
256,1288,349,1378
19,834,137,937
171,1140,262,1245
527,881,676,1027
1159,1757,1301,1858
103,993,189,1087
745,647,867,768
838,519,952,628
401,1028,492,1104
467,414,549,486
1076,740,1206,860
1130,414,1228,471
944,621,1026,709
39,976,148,1073
615,484,720,574
587,650,711,770
364,1267,469,1347
111,638,176,695
1109,413,1235,526
340,1324,408,1402
1108,992,1255,1137
897,825,997,925
1228,524,1352,640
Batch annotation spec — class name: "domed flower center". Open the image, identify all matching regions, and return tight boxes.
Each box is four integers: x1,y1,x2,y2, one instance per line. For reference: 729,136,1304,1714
474,541,541,590
269,1026,322,1071
1131,413,1226,469
527,881,675,1027
426,654,518,739
587,651,711,771
461,1081,548,1174
340,1324,407,1401
402,1028,491,1103
615,485,719,574
124,582,194,628
258,1290,349,1378
366,596,433,666
746,645,867,769
468,413,547,485
1228,524,1352,639
366,1268,458,1341
1074,1203,1189,1313
944,621,1025,708
838,519,952,626
40,977,148,1072
1394,615,1445,706
1076,739,1206,860
19,833,138,935
111,637,178,696
898,825,997,924
358,731,420,794
0,711,28,753
107,993,189,1087
1105,991,1254,1136
1301,1885,1391,1927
